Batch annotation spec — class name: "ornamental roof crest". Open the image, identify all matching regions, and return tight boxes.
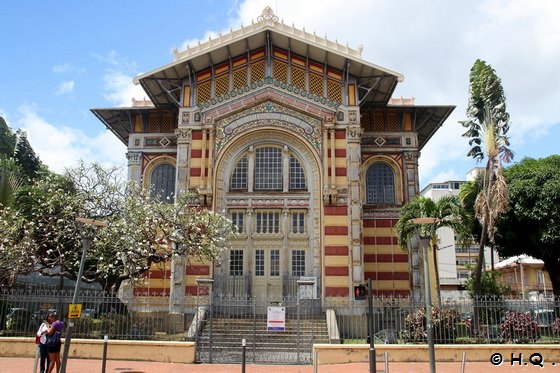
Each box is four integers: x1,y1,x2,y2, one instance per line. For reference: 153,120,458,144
257,6,279,26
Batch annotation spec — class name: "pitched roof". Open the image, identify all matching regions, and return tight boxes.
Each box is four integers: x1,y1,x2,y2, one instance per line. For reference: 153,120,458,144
495,255,544,269
133,7,404,108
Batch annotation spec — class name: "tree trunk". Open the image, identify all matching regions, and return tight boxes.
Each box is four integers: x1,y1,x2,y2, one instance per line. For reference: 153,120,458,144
543,259,560,318
543,259,560,298
472,222,488,335
474,223,488,297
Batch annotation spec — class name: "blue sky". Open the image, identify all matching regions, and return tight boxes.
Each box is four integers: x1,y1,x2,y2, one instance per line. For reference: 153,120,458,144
1,0,559,188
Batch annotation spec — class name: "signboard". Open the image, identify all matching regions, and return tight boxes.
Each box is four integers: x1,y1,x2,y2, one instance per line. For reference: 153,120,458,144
298,276,317,299
68,304,82,319
267,306,285,331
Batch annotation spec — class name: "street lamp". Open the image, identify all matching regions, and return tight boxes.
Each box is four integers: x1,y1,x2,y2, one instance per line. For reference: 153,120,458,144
60,218,107,373
410,217,438,373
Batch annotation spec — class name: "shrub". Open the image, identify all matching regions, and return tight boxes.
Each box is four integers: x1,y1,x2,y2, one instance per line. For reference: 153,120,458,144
500,311,539,343
401,306,458,344
552,317,560,333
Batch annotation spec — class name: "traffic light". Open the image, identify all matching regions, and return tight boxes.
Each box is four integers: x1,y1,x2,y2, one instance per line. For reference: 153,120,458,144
354,284,367,300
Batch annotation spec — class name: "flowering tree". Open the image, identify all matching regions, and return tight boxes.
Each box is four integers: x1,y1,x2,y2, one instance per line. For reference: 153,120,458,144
0,206,36,286
3,162,235,292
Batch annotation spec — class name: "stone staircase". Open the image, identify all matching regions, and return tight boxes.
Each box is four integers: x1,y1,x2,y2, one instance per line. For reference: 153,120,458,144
196,314,330,363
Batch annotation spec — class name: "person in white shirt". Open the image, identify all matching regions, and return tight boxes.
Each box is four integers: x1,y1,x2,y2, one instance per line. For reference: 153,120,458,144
36,319,50,373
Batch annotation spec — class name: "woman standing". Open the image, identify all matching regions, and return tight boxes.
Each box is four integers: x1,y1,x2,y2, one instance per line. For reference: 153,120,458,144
46,313,63,373
36,316,50,373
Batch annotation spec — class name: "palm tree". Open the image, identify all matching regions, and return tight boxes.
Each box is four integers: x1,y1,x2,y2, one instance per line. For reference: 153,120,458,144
459,59,512,298
396,195,471,304
0,157,25,207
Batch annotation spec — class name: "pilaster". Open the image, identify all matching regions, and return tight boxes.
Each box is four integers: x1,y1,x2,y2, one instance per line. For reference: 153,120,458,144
347,124,364,285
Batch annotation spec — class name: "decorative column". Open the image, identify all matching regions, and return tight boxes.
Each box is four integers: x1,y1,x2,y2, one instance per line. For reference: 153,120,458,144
175,128,192,194
282,145,290,192
403,150,422,302
247,146,255,193
126,152,143,184
403,151,420,201
206,129,215,190
200,129,207,187
347,125,364,286
168,128,191,329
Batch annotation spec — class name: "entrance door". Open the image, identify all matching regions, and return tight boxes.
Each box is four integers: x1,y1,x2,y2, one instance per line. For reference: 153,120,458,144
253,248,283,301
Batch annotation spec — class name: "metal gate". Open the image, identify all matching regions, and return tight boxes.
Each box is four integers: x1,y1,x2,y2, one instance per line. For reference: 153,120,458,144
194,296,326,364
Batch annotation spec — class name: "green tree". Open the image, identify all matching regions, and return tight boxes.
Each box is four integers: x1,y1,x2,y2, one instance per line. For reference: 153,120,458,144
495,155,560,296
0,117,15,157
464,269,510,298
396,196,471,302
0,118,42,207
459,59,513,298
13,129,41,181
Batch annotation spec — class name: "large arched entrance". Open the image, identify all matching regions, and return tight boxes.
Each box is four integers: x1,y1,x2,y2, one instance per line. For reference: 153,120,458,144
213,125,323,301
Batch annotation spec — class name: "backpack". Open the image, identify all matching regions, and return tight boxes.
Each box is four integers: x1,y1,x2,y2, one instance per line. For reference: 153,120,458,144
45,331,61,347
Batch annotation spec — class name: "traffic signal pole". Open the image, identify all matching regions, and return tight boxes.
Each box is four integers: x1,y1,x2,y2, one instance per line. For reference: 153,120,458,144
367,278,376,373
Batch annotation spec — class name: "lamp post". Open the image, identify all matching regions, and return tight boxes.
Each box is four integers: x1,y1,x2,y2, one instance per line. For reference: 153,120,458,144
60,218,107,373
410,217,438,373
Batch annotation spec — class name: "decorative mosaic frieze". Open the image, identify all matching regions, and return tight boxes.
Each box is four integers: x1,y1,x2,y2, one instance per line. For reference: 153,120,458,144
144,137,177,148
362,135,402,147
225,197,310,208
215,101,322,152
362,207,401,219
197,77,341,112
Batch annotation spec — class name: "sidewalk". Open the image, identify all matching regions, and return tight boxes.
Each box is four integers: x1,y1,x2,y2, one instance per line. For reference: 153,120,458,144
0,357,543,373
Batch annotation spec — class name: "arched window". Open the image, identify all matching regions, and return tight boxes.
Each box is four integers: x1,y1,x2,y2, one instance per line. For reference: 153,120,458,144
228,145,308,192
150,163,176,202
230,156,248,190
254,147,282,191
366,163,395,204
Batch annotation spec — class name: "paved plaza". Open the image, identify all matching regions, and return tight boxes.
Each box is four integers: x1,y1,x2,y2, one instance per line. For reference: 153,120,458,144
0,357,547,373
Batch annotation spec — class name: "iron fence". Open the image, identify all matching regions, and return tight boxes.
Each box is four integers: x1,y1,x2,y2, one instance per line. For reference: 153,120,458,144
2,284,560,349
0,285,193,341
326,296,560,345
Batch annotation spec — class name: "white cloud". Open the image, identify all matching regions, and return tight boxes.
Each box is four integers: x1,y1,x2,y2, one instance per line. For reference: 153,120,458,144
52,63,87,76
103,70,147,107
52,63,70,74
93,51,148,107
14,105,126,173
54,80,75,95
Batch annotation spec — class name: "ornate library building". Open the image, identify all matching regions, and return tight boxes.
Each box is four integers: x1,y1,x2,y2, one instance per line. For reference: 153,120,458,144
93,7,454,304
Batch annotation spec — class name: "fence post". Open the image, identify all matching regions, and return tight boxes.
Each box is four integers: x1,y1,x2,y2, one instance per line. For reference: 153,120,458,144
241,338,246,373
101,335,108,373
297,293,301,363
33,345,39,373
